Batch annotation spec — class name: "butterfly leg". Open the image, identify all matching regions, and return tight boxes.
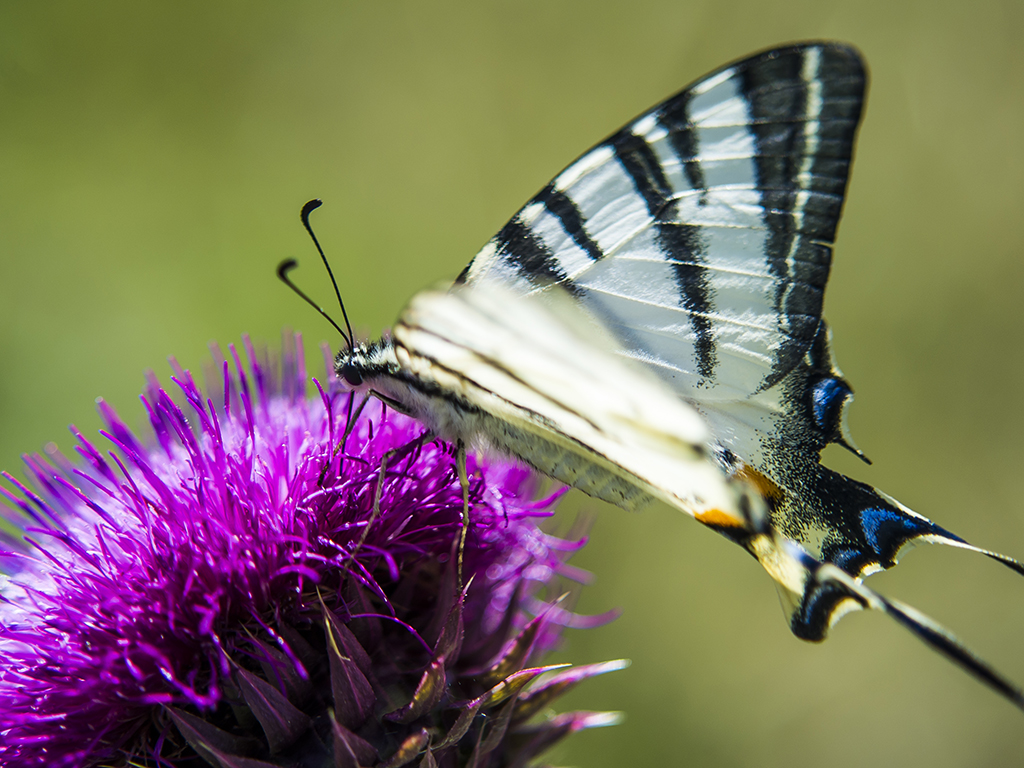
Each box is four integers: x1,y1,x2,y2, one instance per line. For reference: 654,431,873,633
344,434,428,573
345,439,408,574
456,439,470,591
318,393,371,486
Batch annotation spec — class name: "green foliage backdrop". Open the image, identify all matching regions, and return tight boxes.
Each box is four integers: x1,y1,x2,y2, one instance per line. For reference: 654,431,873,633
2,2,1024,765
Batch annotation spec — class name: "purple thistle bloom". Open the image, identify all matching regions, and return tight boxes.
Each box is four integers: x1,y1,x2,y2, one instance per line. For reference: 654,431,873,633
0,333,624,767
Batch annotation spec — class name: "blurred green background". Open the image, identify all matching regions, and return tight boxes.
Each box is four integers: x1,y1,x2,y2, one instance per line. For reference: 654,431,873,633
3,1,1024,765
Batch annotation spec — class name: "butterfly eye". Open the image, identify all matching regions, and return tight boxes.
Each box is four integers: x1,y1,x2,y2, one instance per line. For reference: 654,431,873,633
340,361,364,387
810,377,851,434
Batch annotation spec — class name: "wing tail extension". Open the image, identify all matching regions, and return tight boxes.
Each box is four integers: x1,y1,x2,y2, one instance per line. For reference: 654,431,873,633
784,543,1024,712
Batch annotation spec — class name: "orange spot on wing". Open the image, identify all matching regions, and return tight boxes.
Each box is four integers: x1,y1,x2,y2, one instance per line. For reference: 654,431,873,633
734,465,784,503
694,508,745,528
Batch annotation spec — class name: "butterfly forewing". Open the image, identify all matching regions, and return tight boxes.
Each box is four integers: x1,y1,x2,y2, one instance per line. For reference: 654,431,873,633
393,285,756,522
460,43,865,407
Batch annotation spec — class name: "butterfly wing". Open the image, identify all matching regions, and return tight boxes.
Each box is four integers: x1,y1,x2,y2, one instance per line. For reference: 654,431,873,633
456,42,1024,592
459,43,862,416
335,41,1024,709
393,284,757,526
390,285,1024,711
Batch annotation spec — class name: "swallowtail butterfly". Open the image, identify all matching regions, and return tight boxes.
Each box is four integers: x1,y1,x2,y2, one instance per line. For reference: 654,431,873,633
328,42,1024,710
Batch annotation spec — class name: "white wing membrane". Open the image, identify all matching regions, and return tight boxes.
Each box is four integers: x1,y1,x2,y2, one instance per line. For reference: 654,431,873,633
462,44,861,418
394,285,751,524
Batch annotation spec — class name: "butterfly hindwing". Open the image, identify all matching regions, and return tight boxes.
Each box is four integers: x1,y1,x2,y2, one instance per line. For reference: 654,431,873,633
450,41,1024,660
456,41,1018,579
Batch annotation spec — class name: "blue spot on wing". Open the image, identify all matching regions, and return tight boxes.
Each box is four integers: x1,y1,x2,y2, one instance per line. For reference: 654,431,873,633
860,506,931,558
811,377,848,431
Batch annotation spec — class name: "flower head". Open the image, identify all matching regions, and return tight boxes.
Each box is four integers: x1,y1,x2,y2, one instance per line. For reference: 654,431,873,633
0,334,623,767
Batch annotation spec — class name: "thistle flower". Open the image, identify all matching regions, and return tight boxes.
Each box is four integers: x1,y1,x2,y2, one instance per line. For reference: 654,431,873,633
0,333,624,767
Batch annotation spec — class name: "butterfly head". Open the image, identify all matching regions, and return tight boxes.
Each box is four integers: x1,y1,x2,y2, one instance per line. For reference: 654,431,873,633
334,337,428,421
334,338,399,390
277,200,444,425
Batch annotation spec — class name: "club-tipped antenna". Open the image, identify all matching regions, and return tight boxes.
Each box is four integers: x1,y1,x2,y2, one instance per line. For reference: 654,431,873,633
277,259,351,347
301,199,355,349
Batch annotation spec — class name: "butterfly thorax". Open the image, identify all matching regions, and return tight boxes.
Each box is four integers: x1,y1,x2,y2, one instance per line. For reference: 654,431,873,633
335,338,454,429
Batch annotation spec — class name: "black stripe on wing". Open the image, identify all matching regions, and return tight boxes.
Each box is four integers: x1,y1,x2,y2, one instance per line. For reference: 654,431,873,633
738,45,866,387
491,216,581,294
610,131,717,380
535,185,605,263
456,187,603,292
656,89,709,203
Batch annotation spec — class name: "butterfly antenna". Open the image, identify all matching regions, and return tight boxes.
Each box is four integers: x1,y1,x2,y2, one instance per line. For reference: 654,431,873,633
301,199,356,351
276,259,351,348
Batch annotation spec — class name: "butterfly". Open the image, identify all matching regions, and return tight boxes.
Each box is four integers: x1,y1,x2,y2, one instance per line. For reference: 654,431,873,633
319,42,1024,710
